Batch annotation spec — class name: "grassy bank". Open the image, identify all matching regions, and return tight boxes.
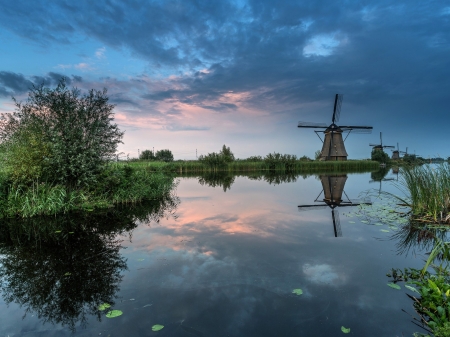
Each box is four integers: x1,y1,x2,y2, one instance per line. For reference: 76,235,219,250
388,163,450,224
0,164,176,218
119,159,380,174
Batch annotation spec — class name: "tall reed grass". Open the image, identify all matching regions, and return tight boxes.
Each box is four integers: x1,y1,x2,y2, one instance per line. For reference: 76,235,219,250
0,165,176,218
390,163,450,223
118,159,379,174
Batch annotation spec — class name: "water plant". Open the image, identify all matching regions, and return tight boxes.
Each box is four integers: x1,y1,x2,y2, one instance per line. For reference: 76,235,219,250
387,164,450,224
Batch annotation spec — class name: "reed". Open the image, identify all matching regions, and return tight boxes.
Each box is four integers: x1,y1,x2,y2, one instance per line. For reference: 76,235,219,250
0,166,176,218
117,159,379,174
389,163,450,223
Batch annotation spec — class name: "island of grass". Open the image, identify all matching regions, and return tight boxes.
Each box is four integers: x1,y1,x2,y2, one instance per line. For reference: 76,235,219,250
0,80,175,218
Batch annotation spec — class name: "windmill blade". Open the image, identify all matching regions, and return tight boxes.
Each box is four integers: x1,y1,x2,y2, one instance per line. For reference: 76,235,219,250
298,205,330,212
380,132,383,146
369,143,381,146
383,145,395,149
331,209,342,237
332,94,343,123
298,121,328,128
342,128,372,134
339,125,373,129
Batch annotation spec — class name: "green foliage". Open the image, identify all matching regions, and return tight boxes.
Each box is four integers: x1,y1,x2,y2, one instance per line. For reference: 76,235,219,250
371,148,390,163
244,155,263,162
315,150,322,160
299,155,312,161
155,149,174,162
387,164,450,222
388,237,450,337
139,149,155,160
264,152,297,171
0,78,124,189
198,152,227,170
219,144,235,162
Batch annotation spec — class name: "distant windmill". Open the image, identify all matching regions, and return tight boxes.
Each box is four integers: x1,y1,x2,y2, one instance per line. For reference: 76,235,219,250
369,132,395,152
399,147,409,157
298,94,373,161
298,175,371,237
391,143,400,160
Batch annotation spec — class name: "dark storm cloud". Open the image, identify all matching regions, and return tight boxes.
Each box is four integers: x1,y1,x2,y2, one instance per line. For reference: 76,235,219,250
1,0,448,125
0,71,83,97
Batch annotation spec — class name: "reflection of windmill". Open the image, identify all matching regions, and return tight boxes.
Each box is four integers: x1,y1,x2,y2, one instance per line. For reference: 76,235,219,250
391,143,400,160
370,176,395,193
298,94,373,161
369,132,395,152
298,175,371,237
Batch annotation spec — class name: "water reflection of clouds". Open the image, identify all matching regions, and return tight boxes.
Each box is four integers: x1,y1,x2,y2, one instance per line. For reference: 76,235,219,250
302,263,346,286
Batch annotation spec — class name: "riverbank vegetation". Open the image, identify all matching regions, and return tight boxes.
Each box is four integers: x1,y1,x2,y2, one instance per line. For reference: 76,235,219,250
388,164,450,225
0,80,175,218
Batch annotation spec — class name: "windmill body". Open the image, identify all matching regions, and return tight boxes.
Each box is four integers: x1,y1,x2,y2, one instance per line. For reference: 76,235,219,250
298,94,372,161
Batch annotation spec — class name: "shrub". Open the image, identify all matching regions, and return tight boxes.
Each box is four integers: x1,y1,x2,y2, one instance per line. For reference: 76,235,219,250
155,149,174,162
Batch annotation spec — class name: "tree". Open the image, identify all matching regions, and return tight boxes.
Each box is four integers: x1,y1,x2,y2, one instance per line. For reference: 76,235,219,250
371,149,390,163
139,149,155,161
155,149,174,162
314,150,322,160
0,78,123,188
219,144,235,162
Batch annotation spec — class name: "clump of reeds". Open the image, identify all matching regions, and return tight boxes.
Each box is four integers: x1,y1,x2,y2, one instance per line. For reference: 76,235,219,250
390,163,450,224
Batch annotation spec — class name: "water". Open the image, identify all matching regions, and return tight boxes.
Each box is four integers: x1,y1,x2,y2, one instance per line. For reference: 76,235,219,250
0,170,432,336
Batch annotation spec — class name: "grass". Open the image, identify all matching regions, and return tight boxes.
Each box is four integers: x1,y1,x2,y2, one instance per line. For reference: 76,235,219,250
0,164,176,218
388,163,450,224
118,159,380,174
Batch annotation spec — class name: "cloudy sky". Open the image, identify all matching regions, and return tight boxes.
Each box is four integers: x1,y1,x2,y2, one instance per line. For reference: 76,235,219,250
0,0,448,159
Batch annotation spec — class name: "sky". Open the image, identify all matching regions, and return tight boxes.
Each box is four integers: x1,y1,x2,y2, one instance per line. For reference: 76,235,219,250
0,0,449,160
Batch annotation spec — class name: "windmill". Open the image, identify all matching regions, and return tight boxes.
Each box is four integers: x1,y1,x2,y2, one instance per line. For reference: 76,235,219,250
399,147,409,157
391,143,400,160
298,175,371,237
369,132,395,152
298,94,373,161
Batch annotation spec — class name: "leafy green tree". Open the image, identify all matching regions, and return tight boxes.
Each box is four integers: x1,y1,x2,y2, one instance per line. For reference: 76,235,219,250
155,149,174,162
0,78,123,188
139,149,155,160
219,144,235,162
314,150,322,160
371,148,390,163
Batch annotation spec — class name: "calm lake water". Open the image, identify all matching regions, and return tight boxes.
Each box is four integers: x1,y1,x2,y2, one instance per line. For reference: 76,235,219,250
0,169,434,336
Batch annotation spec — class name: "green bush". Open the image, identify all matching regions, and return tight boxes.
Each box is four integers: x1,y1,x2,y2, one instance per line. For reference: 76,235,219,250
155,149,174,162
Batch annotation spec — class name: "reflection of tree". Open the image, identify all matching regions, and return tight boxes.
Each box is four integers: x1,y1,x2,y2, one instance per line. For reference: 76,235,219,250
0,194,179,331
370,166,390,181
198,172,236,192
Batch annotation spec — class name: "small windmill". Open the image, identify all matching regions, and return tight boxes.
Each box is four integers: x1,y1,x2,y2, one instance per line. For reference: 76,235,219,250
399,147,408,157
391,143,400,160
369,132,395,152
298,175,371,237
298,94,373,161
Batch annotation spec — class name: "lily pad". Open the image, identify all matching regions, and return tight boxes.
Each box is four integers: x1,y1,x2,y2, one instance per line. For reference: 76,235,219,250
106,310,122,318
349,221,356,224
152,324,164,331
387,282,401,290
292,288,303,295
137,258,145,261
98,303,111,311
341,326,351,333
55,230,61,233
361,220,369,224
380,229,390,232
64,272,71,276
